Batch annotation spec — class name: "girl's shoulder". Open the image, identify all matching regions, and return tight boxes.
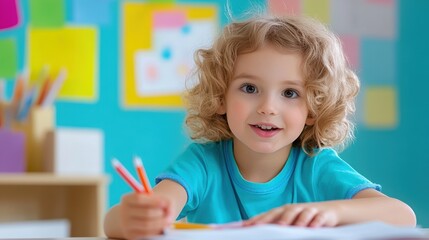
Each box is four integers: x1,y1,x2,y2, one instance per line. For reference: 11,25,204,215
295,147,339,159
182,140,231,165
186,140,230,154
295,147,343,167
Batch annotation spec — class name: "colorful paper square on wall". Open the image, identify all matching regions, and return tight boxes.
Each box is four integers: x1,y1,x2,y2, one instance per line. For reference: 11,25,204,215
122,3,218,108
339,35,360,69
29,0,65,28
0,0,20,30
268,0,301,16
71,0,113,25
0,38,18,79
364,86,397,128
28,27,98,101
330,0,396,38
302,0,330,24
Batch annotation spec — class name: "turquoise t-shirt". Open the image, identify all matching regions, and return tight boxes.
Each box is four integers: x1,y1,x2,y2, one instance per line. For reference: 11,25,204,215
155,140,381,224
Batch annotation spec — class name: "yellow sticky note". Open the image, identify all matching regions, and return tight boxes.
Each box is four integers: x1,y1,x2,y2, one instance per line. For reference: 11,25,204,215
186,6,217,19
302,0,330,24
123,3,218,108
364,86,397,128
28,27,97,101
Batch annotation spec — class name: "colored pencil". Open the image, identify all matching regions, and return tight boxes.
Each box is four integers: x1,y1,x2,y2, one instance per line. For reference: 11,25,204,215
112,158,144,193
134,156,153,194
36,76,51,106
173,222,212,230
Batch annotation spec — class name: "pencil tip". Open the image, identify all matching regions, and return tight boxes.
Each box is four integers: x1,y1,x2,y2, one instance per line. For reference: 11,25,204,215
133,156,142,165
111,158,120,166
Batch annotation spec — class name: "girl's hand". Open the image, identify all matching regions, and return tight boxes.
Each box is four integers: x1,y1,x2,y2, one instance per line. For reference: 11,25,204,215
243,203,339,228
119,192,173,240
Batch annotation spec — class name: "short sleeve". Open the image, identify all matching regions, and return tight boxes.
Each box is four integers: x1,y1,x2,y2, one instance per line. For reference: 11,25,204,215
313,149,381,201
155,143,208,219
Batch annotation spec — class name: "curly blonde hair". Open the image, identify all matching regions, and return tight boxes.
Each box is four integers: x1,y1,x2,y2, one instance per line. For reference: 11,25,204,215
184,15,359,155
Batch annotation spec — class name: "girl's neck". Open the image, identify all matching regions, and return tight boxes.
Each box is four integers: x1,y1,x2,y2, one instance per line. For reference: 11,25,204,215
232,140,292,183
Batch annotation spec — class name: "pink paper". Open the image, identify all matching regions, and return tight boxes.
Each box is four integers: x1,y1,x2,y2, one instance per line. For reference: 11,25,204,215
153,11,186,28
268,0,301,16
0,0,20,30
339,35,360,69
367,0,394,5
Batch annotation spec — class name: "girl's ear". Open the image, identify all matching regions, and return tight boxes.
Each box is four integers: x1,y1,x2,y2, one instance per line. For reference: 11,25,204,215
305,115,315,126
216,98,226,114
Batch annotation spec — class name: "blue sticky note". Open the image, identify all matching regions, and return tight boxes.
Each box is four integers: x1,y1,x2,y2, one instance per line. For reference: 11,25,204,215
71,0,113,25
361,38,396,84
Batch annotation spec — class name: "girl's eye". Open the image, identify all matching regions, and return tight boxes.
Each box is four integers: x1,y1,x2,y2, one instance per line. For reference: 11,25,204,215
240,84,258,94
283,89,299,98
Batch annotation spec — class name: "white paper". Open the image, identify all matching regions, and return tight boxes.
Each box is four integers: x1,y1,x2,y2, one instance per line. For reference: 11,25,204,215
135,21,216,96
0,219,70,238
54,127,104,175
330,0,396,39
149,222,425,240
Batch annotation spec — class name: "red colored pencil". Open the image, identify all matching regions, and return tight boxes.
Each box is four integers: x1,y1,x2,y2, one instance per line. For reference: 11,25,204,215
112,158,143,193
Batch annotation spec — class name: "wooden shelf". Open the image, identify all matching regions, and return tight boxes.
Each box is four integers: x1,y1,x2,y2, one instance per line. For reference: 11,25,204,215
0,173,109,237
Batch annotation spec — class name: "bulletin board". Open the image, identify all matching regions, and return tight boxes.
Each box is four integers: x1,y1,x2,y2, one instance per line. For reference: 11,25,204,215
122,3,218,108
2,0,428,228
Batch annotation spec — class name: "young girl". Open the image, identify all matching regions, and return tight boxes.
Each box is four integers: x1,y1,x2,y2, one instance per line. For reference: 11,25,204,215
104,15,416,239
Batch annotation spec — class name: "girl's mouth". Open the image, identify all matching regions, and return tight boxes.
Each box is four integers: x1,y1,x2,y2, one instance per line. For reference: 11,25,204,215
253,124,279,131
250,124,281,138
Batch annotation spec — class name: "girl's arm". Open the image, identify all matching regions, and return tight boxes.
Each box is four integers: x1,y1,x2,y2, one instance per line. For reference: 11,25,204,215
103,179,187,239
337,189,416,226
244,189,416,227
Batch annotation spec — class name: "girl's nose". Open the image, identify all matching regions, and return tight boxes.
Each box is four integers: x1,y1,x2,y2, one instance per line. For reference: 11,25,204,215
257,95,278,115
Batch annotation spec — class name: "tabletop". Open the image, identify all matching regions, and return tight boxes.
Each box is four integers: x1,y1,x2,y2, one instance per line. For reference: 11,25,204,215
1,228,428,240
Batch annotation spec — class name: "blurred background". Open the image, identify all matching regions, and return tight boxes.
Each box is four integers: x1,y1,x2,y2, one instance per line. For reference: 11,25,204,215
0,0,428,236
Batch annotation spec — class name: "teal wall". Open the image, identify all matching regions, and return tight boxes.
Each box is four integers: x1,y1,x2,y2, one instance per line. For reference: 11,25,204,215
0,0,428,227
341,0,429,227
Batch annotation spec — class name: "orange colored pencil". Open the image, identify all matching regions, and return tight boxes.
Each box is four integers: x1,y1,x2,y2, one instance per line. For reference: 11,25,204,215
173,222,212,230
12,74,24,106
36,76,51,106
134,156,153,194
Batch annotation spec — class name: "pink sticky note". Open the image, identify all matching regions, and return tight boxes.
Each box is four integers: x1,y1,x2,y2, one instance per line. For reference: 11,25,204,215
153,10,186,28
268,0,301,16
339,35,360,69
0,0,20,30
367,0,394,5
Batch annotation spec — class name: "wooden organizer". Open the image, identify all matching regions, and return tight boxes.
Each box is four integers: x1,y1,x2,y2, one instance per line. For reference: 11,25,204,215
0,173,108,237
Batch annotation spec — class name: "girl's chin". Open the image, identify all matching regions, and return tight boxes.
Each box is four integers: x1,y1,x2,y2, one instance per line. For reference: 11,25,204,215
245,143,288,154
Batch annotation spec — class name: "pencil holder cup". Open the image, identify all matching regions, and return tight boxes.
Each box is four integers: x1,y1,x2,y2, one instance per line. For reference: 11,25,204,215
0,128,26,173
12,106,55,172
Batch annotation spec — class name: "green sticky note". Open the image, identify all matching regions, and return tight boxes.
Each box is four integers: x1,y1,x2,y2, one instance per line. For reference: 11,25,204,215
29,0,65,27
302,0,330,24
0,39,18,79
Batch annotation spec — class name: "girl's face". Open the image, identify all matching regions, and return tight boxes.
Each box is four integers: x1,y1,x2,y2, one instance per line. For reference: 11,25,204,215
218,44,314,156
